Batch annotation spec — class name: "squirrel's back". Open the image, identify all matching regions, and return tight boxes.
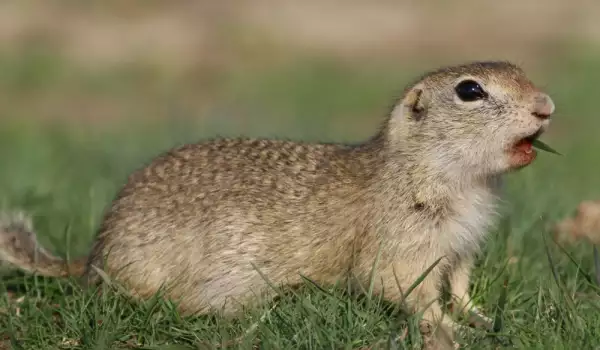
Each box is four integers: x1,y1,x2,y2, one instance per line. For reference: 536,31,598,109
81,136,384,312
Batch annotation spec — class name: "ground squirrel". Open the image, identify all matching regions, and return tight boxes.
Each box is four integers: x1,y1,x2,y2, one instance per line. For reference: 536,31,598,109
0,61,554,348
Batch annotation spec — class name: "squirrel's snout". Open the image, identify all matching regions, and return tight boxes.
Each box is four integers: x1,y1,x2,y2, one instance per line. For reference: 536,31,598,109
532,93,554,120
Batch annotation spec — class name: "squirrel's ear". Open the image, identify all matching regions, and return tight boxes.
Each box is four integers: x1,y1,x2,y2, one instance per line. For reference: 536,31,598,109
392,84,428,122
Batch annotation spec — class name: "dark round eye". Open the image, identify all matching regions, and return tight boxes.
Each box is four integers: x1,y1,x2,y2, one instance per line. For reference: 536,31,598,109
454,79,488,102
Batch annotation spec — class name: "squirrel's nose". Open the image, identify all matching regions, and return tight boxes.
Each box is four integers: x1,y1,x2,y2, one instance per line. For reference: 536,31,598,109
532,93,554,120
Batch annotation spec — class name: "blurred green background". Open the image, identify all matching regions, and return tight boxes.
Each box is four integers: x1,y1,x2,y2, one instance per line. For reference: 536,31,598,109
1,1,600,348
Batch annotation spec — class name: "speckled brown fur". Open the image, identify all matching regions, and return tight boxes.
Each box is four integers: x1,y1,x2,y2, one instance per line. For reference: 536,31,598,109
0,61,555,349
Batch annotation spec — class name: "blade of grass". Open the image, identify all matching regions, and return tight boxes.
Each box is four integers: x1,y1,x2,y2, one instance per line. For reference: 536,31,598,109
594,245,600,286
542,230,579,326
389,256,445,317
532,139,561,155
551,237,596,287
250,262,282,297
399,256,445,304
298,274,345,306
367,242,384,303
492,277,509,334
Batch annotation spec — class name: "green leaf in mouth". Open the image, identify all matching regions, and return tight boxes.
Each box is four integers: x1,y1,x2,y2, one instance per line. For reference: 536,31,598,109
532,139,561,155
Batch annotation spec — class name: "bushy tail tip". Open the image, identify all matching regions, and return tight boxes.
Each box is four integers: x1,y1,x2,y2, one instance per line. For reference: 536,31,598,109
0,211,86,277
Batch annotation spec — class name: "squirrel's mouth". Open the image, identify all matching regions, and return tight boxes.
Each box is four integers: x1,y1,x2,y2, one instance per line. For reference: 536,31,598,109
508,128,544,168
514,128,543,152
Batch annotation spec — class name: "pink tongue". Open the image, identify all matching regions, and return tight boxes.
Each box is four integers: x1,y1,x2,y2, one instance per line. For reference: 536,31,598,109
515,139,533,152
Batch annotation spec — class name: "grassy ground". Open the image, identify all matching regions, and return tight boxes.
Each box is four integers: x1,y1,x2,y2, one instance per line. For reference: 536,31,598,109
1,53,600,349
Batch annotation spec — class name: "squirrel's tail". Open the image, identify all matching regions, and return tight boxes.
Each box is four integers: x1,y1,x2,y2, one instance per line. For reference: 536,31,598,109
0,212,87,277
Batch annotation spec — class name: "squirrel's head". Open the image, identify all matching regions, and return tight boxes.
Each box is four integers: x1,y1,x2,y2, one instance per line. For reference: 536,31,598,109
386,61,554,179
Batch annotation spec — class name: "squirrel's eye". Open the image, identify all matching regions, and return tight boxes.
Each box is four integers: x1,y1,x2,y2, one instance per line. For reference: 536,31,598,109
455,80,488,102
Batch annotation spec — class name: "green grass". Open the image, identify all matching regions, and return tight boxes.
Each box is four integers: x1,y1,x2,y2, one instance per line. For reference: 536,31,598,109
1,54,600,349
